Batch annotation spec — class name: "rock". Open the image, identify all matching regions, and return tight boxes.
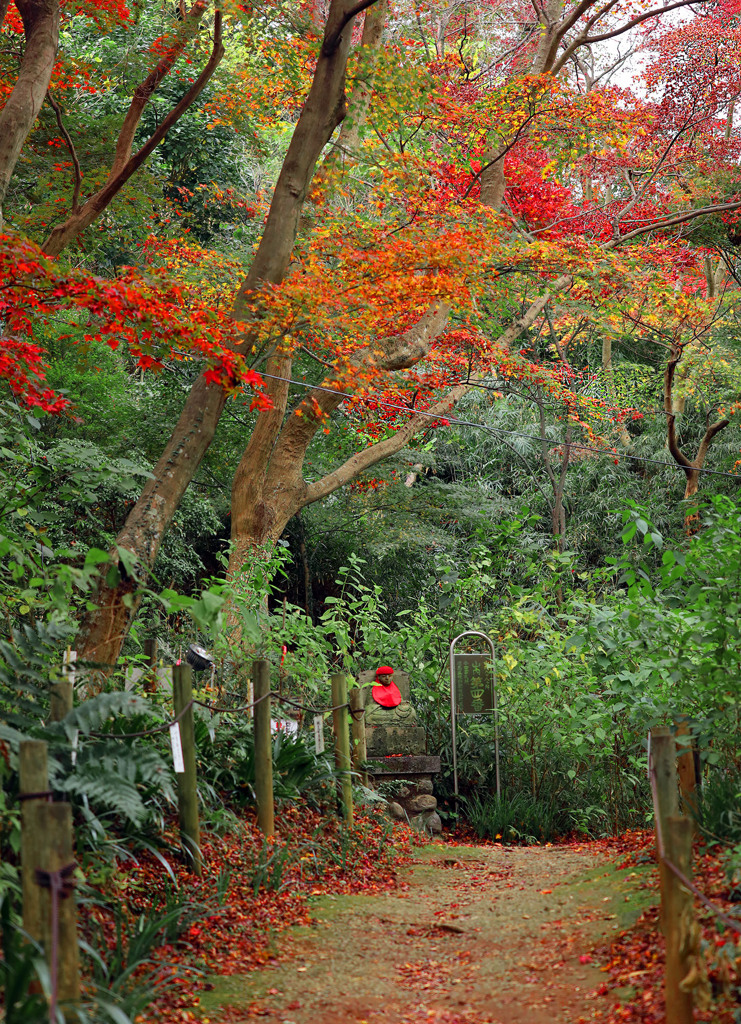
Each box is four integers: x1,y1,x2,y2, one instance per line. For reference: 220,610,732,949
387,801,406,821
409,794,437,813
397,785,410,798
416,778,434,795
410,811,443,834
426,811,442,833
365,700,417,726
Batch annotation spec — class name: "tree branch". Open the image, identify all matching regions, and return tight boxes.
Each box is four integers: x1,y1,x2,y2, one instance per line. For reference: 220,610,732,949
109,0,209,179
615,114,710,229
304,385,469,505
322,0,380,55
663,349,692,470
610,199,741,245
276,301,452,460
45,88,82,211
695,416,730,467
42,9,224,255
552,0,703,74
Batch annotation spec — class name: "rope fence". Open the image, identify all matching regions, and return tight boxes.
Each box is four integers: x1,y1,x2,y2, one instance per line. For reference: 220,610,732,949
649,758,741,935
75,690,365,742
87,697,196,739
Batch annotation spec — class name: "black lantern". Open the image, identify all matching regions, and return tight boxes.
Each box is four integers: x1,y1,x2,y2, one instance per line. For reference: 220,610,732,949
186,644,213,673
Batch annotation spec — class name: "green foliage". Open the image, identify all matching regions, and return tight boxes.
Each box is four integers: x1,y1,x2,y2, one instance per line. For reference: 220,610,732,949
465,792,565,844
247,838,296,895
722,844,741,901
78,889,217,1023
61,742,175,831
0,897,48,1024
196,717,336,808
698,770,741,845
0,402,121,628
0,625,179,866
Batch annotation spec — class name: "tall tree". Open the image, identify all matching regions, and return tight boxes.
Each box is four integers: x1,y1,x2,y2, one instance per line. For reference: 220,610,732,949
4,0,741,669
68,0,741,666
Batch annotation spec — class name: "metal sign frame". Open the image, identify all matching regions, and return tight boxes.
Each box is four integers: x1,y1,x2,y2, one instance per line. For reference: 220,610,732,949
449,630,500,800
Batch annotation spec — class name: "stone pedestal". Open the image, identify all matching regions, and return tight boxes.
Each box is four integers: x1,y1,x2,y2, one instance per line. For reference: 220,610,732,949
367,753,443,833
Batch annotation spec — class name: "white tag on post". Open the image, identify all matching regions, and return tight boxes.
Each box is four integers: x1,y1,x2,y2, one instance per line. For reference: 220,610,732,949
63,648,77,686
170,722,185,774
313,714,325,754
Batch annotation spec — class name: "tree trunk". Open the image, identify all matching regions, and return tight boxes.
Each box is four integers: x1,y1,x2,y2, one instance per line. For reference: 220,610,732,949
315,0,387,184
704,255,715,299
0,0,60,224
296,511,313,620
77,375,227,670
664,347,729,502
75,0,377,673
227,381,471,576
601,334,631,445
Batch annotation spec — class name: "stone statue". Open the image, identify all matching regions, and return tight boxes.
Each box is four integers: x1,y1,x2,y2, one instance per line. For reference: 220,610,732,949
360,666,424,756
371,665,402,707
358,665,442,834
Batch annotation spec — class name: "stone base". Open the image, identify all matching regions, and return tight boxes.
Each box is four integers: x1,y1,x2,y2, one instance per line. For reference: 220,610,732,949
366,754,441,776
386,783,442,833
365,752,442,834
366,724,426,757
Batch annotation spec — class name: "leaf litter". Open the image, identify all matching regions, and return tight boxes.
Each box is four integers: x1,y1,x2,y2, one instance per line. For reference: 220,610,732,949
101,815,740,1024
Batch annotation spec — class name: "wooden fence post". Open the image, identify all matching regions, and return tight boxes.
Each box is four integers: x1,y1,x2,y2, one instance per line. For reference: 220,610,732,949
664,815,695,1024
20,740,48,944
41,802,80,1014
253,658,274,837
50,649,75,723
651,726,678,853
675,716,698,823
144,637,158,692
172,664,202,875
331,673,353,824
652,726,678,939
50,681,73,723
349,686,367,786
20,742,80,1016
651,727,694,1024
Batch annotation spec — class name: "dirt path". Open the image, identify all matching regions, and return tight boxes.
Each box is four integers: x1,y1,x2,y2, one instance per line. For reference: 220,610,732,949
201,843,651,1024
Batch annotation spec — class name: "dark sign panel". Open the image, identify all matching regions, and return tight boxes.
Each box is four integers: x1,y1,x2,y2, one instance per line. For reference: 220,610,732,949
454,654,495,714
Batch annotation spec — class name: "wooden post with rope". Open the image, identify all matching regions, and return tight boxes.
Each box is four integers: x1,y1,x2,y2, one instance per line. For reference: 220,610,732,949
349,685,367,786
172,663,202,874
331,672,353,824
650,726,694,1024
19,740,48,945
143,636,158,692
253,658,274,837
19,741,80,1016
664,815,697,1024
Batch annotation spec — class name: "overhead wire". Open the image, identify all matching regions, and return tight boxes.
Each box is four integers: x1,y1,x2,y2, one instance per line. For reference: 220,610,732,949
258,372,741,481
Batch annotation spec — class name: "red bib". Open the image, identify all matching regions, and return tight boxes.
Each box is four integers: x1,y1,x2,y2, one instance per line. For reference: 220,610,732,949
372,681,402,708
